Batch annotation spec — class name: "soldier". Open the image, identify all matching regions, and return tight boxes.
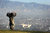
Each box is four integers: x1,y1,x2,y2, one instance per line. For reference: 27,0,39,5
6,12,16,30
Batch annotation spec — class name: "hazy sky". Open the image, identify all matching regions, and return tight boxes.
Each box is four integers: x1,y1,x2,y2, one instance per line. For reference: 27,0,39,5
9,0,50,5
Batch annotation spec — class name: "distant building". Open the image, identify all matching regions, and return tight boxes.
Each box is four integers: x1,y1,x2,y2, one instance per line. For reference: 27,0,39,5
48,27,50,31
21,24,32,28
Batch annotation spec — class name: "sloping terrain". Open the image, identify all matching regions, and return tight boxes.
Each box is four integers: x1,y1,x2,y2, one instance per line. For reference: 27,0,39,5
0,30,50,33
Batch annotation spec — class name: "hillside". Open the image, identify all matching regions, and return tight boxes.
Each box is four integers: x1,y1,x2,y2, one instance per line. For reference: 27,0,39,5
0,30,50,33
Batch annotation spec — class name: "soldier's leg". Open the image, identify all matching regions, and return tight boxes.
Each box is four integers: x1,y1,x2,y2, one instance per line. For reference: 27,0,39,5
10,25,14,30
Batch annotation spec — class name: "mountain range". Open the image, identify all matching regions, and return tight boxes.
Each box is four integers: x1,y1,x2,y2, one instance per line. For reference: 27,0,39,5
0,0,50,17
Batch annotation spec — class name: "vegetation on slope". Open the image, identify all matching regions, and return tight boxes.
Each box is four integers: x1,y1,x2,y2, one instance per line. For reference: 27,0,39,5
0,30,50,33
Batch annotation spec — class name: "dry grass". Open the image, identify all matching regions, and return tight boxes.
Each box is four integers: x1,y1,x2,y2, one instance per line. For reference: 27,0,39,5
0,30,50,33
